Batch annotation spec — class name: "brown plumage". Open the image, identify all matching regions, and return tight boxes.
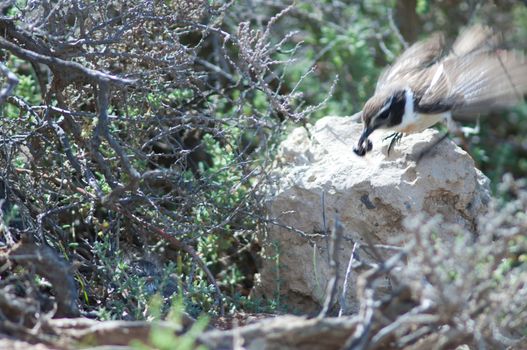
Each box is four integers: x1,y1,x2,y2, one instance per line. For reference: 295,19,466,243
354,25,527,156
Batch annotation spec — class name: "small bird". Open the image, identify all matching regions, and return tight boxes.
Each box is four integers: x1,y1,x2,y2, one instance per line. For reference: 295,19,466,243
353,25,527,157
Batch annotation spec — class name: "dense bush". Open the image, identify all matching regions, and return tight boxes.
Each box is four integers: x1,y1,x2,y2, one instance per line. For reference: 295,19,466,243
0,0,315,320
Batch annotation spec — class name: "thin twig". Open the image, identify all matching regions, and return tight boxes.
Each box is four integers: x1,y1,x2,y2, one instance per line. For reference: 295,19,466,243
318,216,343,318
339,241,358,317
387,8,408,49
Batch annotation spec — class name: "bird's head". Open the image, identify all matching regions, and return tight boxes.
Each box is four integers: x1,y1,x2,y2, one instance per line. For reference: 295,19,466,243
353,89,406,156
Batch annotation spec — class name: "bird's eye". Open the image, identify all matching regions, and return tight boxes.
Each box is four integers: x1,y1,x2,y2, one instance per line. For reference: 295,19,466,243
378,110,389,120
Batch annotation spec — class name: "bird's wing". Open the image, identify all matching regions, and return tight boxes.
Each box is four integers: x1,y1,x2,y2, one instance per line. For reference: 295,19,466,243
420,50,527,116
376,32,445,93
450,24,502,57
419,26,526,116
413,63,455,113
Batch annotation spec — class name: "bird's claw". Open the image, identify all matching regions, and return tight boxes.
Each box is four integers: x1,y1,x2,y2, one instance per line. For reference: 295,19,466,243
386,132,403,156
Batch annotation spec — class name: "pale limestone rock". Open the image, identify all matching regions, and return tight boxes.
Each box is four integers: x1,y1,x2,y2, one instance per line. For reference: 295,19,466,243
255,115,490,313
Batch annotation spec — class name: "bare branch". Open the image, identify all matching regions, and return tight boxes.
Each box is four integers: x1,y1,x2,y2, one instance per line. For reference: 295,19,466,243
0,37,135,86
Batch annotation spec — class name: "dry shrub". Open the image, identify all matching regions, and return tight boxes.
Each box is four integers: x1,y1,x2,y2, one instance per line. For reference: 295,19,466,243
346,175,527,349
0,0,315,322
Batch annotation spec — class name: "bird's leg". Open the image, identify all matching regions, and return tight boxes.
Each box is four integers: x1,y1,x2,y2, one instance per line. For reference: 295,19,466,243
414,132,449,162
383,132,399,141
384,132,403,155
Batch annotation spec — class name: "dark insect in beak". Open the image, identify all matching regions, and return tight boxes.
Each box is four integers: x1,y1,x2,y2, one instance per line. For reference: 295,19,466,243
353,127,373,156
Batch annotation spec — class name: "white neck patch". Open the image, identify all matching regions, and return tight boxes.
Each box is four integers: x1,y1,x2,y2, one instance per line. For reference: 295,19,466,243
401,87,415,127
392,86,451,133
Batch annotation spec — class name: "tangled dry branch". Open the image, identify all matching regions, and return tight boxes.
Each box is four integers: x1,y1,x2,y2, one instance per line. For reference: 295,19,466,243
0,0,313,321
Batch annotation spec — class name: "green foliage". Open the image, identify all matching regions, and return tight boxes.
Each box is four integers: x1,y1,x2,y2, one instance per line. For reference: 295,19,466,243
273,2,399,120
190,131,258,310
2,57,41,120
131,295,209,350
0,204,19,227
416,0,430,15
197,132,249,215
470,104,527,189
92,224,243,320
92,237,165,320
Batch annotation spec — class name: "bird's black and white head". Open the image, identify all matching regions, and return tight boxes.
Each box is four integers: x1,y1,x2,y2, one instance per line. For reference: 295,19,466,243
353,89,407,156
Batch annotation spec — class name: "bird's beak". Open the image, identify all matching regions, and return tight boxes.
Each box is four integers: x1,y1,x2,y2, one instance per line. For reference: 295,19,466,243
353,126,374,156
358,126,373,146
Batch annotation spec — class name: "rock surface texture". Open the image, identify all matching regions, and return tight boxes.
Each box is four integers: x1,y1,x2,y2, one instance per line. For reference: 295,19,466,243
255,115,491,313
